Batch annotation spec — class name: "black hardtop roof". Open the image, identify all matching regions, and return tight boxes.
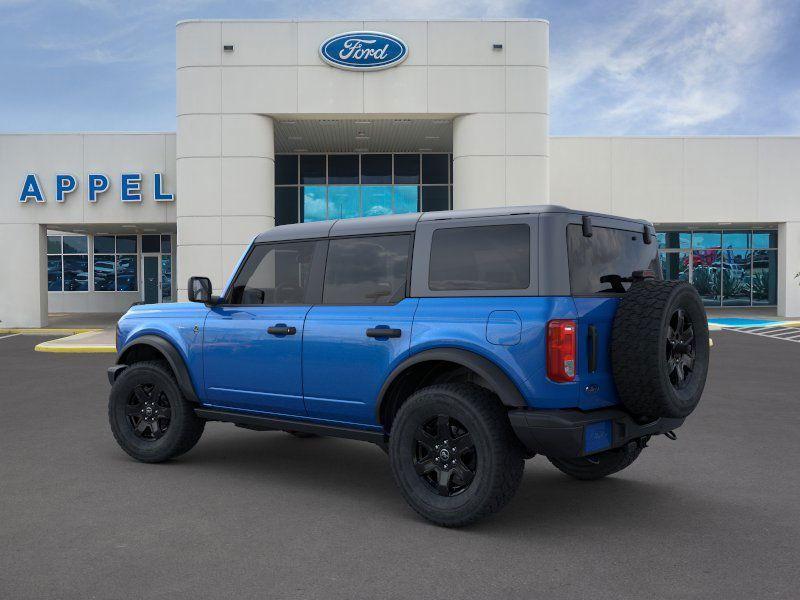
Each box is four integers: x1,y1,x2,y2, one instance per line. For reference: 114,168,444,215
253,204,652,244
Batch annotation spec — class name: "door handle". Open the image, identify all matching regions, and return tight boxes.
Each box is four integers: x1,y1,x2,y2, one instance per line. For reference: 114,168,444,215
267,325,297,336
588,325,598,373
366,327,402,339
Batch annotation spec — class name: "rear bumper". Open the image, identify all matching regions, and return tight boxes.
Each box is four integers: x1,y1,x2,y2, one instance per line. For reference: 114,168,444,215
508,407,684,458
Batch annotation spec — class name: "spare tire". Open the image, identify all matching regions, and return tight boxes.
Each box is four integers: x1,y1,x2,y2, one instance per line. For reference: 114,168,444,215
611,279,709,419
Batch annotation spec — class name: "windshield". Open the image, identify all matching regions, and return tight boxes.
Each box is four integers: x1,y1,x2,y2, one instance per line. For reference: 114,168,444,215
567,224,661,295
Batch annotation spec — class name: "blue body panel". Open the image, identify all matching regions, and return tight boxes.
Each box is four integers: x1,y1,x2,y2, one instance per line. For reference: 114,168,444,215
202,305,311,415
302,298,419,426
116,303,209,396
411,297,587,410
573,297,623,410
116,295,622,432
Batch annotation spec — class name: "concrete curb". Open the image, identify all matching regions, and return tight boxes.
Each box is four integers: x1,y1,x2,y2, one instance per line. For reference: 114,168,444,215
34,343,116,354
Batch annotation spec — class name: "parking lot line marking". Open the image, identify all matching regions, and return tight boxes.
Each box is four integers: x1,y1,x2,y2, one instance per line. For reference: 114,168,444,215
0,333,21,341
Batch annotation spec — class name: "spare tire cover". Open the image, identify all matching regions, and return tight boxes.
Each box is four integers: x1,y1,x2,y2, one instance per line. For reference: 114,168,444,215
611,279,709,418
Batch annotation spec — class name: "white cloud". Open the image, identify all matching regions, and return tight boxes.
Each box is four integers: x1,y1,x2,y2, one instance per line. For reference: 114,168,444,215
551,0,791,133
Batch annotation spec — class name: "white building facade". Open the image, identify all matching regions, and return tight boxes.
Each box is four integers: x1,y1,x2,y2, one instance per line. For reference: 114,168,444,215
1,19,799,327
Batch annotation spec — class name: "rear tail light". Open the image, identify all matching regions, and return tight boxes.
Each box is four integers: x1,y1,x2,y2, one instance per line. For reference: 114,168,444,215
547,320,576,382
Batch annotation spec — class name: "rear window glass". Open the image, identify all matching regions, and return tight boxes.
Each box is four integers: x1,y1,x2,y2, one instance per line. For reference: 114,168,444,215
323,235,410,304
567,224,660,295
428,224,530,291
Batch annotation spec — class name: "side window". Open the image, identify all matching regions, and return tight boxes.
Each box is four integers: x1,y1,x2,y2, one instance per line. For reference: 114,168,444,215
323,235,411,304
428,224,530,291
229,241,317,305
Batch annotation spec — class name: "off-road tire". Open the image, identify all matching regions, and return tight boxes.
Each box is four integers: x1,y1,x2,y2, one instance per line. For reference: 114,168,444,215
548,441,643,480
611,279,709,418
109,361,205,463
389,383,524,527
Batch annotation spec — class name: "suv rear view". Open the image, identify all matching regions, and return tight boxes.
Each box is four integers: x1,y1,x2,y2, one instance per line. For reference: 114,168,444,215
108,206,709,527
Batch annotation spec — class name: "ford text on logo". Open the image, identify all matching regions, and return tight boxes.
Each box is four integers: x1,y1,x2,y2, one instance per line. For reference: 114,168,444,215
319,31,408,71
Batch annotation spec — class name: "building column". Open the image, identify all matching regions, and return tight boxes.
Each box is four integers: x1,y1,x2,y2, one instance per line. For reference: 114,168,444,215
778,221,800,317
452,113,549,210
0,224,47,327
177,114,275,300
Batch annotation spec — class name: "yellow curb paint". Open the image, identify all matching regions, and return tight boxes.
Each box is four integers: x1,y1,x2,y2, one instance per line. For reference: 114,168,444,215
0,328,100,335
34,343,116,354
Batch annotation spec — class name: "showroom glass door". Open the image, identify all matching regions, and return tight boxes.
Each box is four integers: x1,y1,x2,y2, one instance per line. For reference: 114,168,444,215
140,234,174,304
142,256,160,304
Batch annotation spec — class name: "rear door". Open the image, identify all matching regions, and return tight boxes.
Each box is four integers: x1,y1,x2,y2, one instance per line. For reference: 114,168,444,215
566,221,661,410
302,234,417,426
203,240,325,416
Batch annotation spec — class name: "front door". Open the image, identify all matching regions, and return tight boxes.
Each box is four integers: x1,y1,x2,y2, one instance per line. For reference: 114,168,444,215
202,240,323,416
143,256,159,304
302,234,416,426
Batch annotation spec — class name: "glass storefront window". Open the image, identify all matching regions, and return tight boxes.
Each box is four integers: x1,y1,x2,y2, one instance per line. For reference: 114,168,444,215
47,235,62,254
302,186,326,222
394,186,419,214
361,154,392,184
422,154,448,184
161,255,172,300
753,250,778,305
63,255,89,291
752,230,778,249
47,256,62,291
94,235,115,253
93,255,115,291
328,186,360,219
328,155,358,184
692,250,721,306
692,231,721,249
161,235,172,254
721,249,751,306
421,186,449,212
116,255,137,291
394,154,420,184
276,187,299,226
660,251,690,282
658,228,778,307
722,231,750,249
275,154,298,185
277,153,452,223
116,235,137,254
362,186,393,216
657,231,691,249
300,155,325,184
141,234,160,253
63,235,88,254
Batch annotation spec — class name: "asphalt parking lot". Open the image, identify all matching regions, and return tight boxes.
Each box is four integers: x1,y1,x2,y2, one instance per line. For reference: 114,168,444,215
1,331,799,599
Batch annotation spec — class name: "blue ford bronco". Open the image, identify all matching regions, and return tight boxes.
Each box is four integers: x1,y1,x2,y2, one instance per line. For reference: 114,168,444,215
108,205,709,527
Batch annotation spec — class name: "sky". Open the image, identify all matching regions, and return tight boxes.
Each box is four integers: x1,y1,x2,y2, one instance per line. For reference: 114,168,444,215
0,0,798,135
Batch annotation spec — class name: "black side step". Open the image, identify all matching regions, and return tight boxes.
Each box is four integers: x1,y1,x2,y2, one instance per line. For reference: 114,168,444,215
195,408,387,445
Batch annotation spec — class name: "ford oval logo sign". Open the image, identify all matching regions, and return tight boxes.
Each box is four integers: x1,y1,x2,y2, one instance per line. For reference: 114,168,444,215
319,31,408,71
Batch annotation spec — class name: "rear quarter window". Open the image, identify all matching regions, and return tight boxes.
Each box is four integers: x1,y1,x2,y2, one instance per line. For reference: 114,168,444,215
567,224,660,295
428,224,530,291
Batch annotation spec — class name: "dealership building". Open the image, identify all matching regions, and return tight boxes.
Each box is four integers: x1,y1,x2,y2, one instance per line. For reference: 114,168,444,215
1,18,799,327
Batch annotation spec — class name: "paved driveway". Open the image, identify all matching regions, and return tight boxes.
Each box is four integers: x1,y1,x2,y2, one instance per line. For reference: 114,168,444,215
1,331,798,599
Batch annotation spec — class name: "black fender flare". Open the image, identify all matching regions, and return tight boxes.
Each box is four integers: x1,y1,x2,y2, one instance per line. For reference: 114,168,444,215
376,348,528,421
115,334,201,404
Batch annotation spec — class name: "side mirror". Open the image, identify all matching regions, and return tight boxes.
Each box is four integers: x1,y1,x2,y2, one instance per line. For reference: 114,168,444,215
188,276,214,304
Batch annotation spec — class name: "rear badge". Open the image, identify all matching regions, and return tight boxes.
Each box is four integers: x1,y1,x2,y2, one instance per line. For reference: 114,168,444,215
585,384,600,394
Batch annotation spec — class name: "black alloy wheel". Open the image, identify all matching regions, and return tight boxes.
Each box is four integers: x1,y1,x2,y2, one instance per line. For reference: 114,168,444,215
109,361,205,463
412,414,477,497
666,308,696,390
126,383,172,440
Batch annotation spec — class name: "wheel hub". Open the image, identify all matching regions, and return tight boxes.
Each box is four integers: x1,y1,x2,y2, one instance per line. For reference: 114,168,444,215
665,308,696,390
126,383,172,440
412,414,477,496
